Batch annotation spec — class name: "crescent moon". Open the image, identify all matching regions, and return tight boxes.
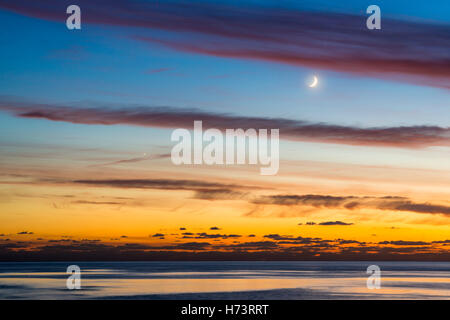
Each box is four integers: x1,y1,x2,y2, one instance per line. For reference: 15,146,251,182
309,76,318,88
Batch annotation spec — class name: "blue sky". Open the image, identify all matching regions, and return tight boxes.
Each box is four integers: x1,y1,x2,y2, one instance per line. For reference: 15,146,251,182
0,0,448,152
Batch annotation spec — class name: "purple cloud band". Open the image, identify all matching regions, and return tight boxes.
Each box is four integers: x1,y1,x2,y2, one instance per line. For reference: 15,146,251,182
1,99,449,148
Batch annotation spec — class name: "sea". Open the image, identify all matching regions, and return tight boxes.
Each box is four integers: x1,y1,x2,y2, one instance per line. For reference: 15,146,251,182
0,261,449,299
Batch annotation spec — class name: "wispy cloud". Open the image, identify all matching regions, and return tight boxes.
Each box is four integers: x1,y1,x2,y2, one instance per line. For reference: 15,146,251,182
89,153,171,167
1,99,449,148
252,194,450,216
71,178,250,192
318,221,354,226
193,189,247,201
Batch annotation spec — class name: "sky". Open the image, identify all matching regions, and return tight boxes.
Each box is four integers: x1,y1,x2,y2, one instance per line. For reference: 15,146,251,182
0,0,449,261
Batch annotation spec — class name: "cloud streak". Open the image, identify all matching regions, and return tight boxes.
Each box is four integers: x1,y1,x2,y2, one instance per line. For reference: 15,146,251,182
318,221,354,226
253,194,450,216
1,99,449,148
89,153,171,167
71,178,249,192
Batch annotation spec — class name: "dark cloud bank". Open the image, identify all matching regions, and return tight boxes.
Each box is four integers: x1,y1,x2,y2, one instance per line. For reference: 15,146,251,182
2,235,450,261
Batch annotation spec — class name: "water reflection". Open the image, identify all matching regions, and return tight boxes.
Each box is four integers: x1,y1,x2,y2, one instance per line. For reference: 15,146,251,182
0,261,449,299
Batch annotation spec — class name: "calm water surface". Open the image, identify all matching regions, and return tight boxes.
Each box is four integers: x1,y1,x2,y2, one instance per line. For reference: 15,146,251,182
0,261,449,299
